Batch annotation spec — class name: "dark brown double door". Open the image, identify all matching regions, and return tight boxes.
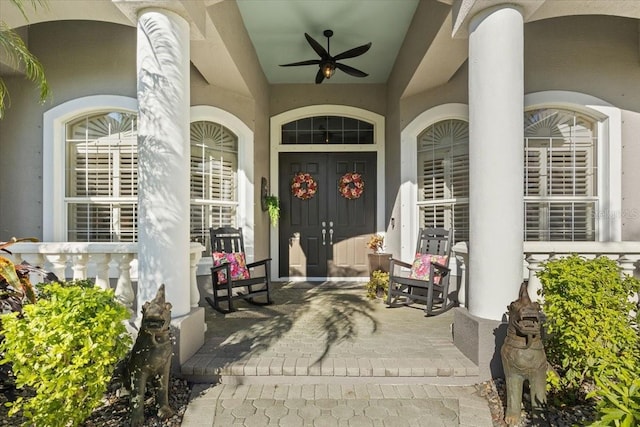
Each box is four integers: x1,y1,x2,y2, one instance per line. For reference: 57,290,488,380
279,152,377,278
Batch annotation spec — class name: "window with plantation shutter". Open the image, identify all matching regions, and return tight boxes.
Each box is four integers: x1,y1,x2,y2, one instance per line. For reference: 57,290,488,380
66,112,138,242
416,119,469,244
189,121,238,254
524,109,597,241
65,113,239,247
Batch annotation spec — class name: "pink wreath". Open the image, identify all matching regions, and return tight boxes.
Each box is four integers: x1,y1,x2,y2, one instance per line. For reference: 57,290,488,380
291,172,318,200
339,172,364,199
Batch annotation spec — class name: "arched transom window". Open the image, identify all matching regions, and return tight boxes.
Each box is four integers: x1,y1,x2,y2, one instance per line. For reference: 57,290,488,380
281,115,374,144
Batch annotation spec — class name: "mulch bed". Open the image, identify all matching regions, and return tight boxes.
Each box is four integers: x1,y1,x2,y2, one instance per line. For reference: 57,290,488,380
477,378,598,427
0,375,192,427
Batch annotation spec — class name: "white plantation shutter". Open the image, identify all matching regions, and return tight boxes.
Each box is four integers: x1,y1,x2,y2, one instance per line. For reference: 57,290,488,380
66,112,138,242
190,121,238,253
65,114,239,247
416,119,469,243
524,109,597,241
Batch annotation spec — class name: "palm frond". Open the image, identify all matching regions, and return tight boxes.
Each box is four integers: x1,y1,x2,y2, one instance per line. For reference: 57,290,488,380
0,23,51,118
9,0,49,21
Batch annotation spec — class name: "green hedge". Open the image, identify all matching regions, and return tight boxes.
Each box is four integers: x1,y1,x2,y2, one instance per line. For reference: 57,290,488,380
0,282,132,427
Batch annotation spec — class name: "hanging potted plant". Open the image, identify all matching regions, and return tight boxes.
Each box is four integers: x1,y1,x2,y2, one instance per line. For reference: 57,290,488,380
265,195,280,227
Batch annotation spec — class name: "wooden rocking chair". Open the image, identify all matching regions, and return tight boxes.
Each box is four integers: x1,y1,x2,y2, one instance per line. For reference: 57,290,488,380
205,226,273,314
387,227,456,316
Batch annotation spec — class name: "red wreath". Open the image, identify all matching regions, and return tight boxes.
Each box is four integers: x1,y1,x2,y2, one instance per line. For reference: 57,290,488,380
339,172,364,199
291,172,318,200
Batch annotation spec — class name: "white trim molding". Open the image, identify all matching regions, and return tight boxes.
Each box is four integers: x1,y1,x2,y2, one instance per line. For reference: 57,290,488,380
43,95,138,241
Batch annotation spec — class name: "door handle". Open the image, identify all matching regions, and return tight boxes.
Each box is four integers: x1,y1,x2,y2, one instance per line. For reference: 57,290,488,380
322,228,326,245
329,228,333,245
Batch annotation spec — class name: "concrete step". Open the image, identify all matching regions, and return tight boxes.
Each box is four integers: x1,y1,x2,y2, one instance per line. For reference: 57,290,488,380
181,383,494,427
181,355,479,385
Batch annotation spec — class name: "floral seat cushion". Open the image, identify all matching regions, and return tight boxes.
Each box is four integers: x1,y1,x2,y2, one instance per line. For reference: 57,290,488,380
212,252,250,284
408,253,449,284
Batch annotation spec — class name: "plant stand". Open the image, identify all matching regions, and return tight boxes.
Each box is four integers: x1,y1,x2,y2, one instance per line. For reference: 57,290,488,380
368,253,392,277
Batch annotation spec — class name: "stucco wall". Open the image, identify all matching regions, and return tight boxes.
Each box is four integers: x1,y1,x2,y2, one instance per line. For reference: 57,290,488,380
524,16,640,110
0,20,271,242
621,110,640,240
3,13,640,245
0,21,137,239
269,84,386,117
398,14,640,241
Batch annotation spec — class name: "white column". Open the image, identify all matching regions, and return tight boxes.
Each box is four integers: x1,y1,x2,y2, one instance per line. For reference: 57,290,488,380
468,5,524,320
136,8,191,317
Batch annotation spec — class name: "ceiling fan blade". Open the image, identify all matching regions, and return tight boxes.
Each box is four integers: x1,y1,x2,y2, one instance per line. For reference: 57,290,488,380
333,42,372,61
280,59,321,67
305,33,329,59
335,63,368,78
315,69,325,84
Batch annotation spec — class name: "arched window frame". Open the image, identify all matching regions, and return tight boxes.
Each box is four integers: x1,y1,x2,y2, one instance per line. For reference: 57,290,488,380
400,94,621,262
43,98,254,262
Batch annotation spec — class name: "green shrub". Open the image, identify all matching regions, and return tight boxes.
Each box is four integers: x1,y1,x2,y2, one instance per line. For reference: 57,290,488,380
0,282,132,427
538,255,640,400
366,270,389,300
588,363,640,427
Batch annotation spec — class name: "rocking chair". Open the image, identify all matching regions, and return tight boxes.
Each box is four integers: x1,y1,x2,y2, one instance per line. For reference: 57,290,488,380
205,226,273,314
387,227,456,316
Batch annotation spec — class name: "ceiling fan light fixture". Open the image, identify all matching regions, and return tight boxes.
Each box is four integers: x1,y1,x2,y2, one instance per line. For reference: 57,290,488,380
322,62,335,79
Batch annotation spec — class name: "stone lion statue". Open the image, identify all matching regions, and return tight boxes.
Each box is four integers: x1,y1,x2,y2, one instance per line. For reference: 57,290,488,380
119,284,175,427
500,282,548,426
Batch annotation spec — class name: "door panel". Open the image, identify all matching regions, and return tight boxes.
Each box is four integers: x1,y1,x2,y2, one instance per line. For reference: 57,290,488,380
279,152,376,278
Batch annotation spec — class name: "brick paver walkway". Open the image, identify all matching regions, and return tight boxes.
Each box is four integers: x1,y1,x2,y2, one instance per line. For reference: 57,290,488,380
181,282,494,426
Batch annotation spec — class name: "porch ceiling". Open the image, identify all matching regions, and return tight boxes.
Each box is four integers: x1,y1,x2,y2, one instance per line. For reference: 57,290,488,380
2,0,640,96
235,0,419,85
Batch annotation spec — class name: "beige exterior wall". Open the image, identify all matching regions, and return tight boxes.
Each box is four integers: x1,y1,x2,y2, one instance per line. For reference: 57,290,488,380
397,14,640,241
525,16,640,109
0,21,137,239
269,84,386,117
2,13,640,245
621,110,640,240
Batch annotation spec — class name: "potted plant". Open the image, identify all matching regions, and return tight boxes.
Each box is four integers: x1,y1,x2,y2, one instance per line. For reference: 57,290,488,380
367,233,385,253
366,233,391,275
265,195,280,227
365,270,389,300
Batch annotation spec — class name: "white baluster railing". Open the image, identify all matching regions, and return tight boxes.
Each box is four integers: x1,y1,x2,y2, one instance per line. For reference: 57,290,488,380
523,242,640,301
4,242,204,312
452,241,640,308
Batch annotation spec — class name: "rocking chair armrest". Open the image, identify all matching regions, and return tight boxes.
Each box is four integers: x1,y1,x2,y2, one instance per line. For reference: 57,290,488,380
390,258,412,269
430,260,451,276
210,263,231,286
246,258,272,269
211,263,230,273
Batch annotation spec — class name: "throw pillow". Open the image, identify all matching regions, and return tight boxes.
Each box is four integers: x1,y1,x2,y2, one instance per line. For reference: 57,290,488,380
212,252,250,284
409,253,449,283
